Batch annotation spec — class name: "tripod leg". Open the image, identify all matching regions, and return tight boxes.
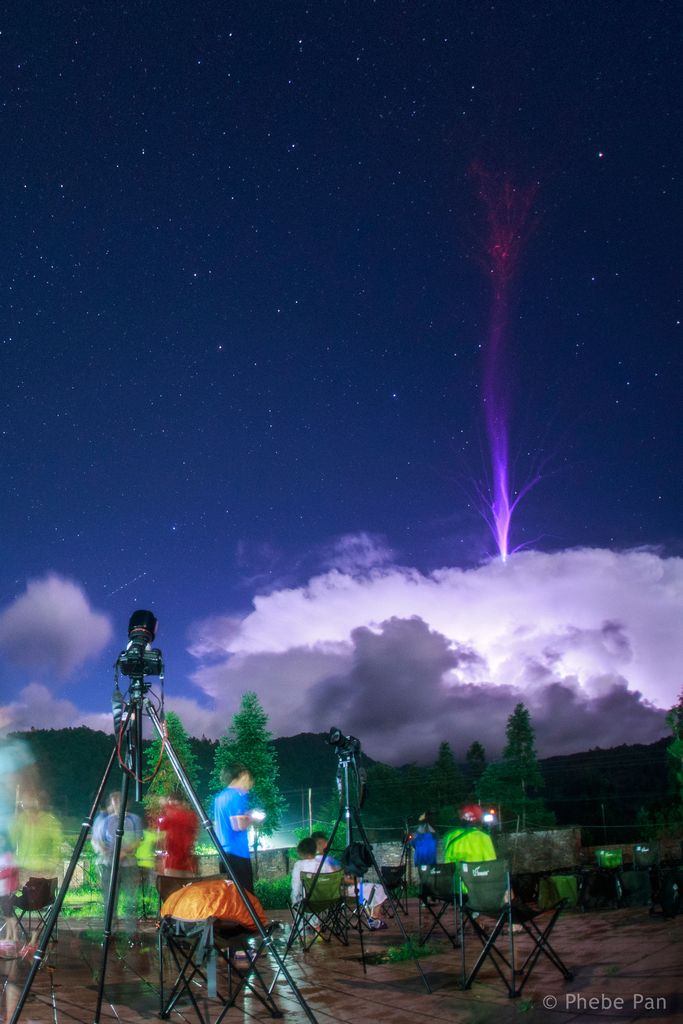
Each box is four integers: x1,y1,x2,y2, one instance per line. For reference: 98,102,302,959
267,804,349,996
9,744,120,1024
93,771,133,1024
351,807,431,993
145,701,319,1024
351,876,368,975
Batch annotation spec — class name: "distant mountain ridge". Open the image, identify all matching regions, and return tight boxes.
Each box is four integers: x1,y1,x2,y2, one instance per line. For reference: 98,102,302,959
7,726,672,831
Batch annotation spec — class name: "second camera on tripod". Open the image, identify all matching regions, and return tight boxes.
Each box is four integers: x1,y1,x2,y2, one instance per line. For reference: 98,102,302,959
326,727,361,755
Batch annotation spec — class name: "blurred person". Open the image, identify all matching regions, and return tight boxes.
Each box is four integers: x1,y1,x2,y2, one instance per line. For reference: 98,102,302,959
0,830,20,956
135,809,159,917
91,791,142,932
156,794,199,876
0,738,34,835
10,790,63,882
213,765,257,892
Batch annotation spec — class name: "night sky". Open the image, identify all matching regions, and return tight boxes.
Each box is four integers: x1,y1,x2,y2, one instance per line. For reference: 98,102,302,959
1,2,680,764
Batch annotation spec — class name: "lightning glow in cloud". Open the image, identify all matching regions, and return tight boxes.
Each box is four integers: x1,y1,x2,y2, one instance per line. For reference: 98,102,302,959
188,546,680,760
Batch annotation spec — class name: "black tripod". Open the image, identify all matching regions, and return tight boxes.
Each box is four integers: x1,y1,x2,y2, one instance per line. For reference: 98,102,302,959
318,735,430,992
380,824,411,916
9,611,318,1024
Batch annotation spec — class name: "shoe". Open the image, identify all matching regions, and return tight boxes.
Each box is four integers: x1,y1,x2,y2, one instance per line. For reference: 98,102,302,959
0,940,18,958
232,949,256,963
367,919,387,930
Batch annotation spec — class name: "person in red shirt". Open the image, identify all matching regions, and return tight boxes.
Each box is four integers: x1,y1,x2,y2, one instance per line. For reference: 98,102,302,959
156,796,199,876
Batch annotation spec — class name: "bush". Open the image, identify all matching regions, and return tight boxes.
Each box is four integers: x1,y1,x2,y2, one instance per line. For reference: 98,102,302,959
254,875,291,909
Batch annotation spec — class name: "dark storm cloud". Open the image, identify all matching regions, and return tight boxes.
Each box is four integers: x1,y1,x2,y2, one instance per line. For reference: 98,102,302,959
307,617,666,762
309,616,481,733
180,546,680,761
0,548,677,757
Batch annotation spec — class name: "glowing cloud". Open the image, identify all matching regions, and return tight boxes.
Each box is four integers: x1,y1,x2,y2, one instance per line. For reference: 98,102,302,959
0,575,112,677
189,546,679,760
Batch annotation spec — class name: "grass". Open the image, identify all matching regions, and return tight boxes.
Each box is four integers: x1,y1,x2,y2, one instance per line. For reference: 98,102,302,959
369,938,439,963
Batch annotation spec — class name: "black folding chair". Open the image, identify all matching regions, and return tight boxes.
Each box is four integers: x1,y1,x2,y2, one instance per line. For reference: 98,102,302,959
417,863,458,948
380,864,408,915
286,869,348,954
631,843,661,909
457,859,573,999
157,876,280,1023
12,877,58,942
158,914,280,1023
633,843,659,870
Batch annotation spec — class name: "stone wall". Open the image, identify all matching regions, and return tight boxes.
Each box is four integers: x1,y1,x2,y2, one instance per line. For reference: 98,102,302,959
495,829,582,873
67,828,680,890
199,829,583,881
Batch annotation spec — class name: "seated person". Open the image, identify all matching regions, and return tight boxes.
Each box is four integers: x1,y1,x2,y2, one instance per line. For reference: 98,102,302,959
311,831,341,868
341,870,389,929
443,805,496,864
311,831,389,928
290,837,337,905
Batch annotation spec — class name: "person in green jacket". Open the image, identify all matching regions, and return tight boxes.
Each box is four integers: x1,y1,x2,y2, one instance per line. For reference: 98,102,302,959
10,791,63,882
443,805,496,865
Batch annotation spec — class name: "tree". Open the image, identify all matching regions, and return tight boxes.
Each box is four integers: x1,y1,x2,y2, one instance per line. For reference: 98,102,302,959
465,740,487,800
144,711,200,807
429,742,466,815
212,692,286,836
479,703,554,830
665,688,683,805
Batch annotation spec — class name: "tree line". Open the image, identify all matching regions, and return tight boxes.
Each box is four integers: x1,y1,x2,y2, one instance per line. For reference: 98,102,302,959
8,692,679,843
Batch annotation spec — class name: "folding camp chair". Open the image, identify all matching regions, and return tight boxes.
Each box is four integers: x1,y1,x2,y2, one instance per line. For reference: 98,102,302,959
594,848,624,907
622,843,664,912
417,863,458,948
286,869,348,954
633,843,659,870
12,877,58,942
342,876,388,934
380,864,408,915
456,859,573,999
157,876,281,1023
158,916,280,1023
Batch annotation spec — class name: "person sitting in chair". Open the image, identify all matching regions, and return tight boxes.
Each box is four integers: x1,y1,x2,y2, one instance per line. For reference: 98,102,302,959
345,874,389,928
310,831,341,868
443,805,496,865
310,831,388,927
290,837,337,905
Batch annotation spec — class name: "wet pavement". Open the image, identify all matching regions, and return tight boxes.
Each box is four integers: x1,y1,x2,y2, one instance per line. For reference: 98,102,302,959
1,901,681,1023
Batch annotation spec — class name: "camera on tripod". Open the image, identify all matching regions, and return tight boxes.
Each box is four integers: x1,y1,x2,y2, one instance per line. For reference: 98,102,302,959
327,727,361,756
116,609,163,678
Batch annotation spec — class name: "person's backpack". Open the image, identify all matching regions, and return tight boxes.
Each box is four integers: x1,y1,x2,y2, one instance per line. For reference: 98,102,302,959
340,842,373,876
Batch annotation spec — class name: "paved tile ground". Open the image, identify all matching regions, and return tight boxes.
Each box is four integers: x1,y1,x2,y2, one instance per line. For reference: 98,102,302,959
1,902,681,1024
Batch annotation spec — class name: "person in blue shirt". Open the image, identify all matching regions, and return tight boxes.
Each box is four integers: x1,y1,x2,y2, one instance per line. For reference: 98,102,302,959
91,791,143,932
213,765,256,892
410,812,438,872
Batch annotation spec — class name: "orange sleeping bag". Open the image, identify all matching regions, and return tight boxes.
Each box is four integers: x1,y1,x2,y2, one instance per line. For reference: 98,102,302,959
160,878,268,930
